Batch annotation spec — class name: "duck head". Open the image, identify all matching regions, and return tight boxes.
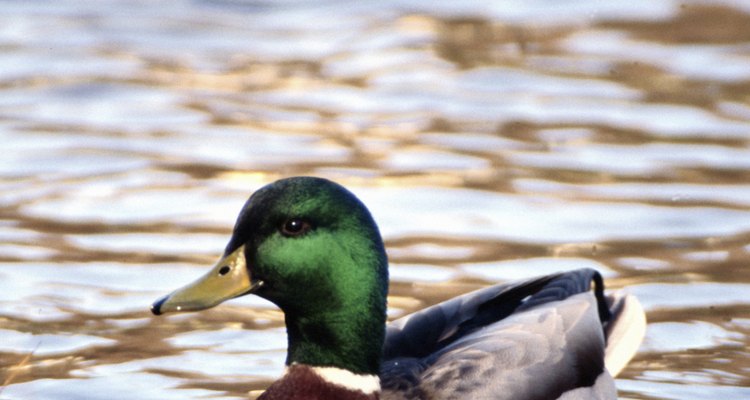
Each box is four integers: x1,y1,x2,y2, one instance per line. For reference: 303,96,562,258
151,177,389,375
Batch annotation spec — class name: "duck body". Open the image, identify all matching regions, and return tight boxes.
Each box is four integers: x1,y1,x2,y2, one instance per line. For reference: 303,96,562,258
151,177,645,400
380,269,634,400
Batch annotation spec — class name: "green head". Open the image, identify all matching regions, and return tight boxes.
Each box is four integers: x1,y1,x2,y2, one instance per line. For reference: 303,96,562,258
152,177,389,375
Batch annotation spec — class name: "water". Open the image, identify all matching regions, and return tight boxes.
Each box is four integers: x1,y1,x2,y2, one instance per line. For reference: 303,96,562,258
2,1,750,399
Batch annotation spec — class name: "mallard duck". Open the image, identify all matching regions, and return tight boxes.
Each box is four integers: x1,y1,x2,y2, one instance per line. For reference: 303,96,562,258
151,176,646,400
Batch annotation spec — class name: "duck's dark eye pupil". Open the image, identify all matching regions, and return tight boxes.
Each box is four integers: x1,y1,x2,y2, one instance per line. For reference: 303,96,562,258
282,218,309,236
286,219,302,232
218,266,231,276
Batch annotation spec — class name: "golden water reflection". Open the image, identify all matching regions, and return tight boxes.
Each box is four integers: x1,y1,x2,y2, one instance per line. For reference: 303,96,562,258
2,1,750,399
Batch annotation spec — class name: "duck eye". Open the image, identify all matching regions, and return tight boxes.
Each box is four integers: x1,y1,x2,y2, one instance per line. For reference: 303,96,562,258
281,218,311,237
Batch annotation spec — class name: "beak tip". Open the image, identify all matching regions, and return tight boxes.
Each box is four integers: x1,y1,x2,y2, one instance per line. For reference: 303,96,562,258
151,295,168,316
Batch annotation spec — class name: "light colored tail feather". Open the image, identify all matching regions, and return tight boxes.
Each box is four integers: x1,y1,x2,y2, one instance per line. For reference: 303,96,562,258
604,292,647,377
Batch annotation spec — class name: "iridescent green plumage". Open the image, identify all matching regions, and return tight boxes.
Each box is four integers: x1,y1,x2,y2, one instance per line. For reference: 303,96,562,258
232,177,388,375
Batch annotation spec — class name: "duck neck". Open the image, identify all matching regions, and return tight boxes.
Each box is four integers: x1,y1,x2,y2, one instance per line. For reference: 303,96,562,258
284,298,386,377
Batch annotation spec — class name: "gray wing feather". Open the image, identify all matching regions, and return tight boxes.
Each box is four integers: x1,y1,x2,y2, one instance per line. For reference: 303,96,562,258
381,269,623,400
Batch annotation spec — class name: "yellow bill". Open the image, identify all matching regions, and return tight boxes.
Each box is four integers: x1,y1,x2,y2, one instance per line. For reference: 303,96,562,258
151,245,258,315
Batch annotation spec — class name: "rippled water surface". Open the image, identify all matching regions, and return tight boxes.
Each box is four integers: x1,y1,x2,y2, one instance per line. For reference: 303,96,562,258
2,1,750,399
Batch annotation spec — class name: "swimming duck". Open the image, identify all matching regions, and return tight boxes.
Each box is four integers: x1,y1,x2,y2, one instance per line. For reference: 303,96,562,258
151,176,645,400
